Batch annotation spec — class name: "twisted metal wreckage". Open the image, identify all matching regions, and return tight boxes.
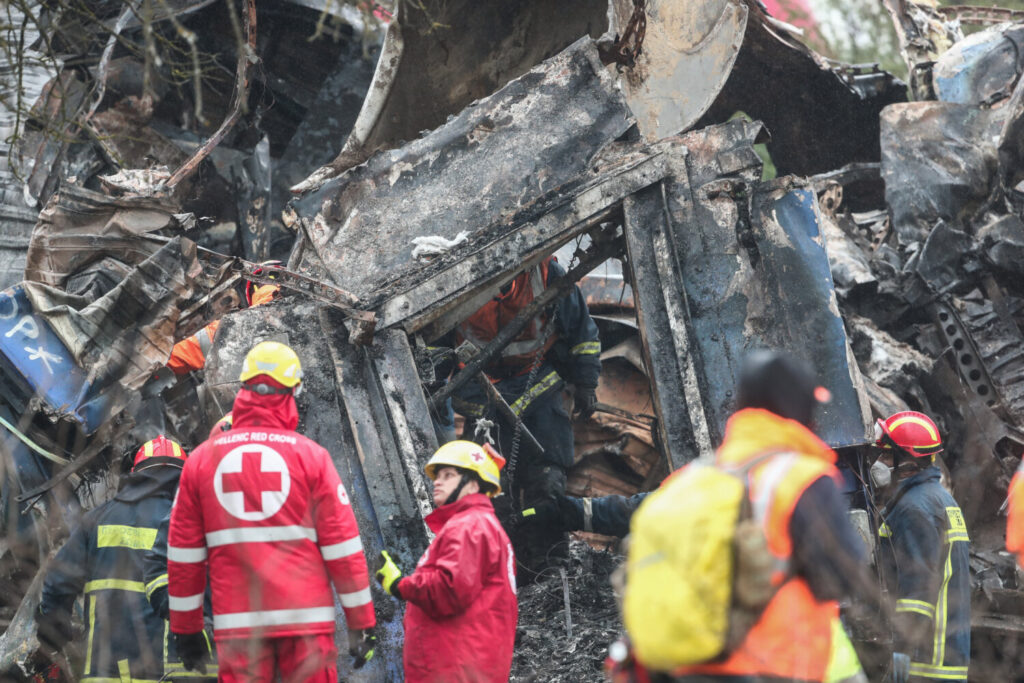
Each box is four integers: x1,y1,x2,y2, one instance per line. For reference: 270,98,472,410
1,0,1023,679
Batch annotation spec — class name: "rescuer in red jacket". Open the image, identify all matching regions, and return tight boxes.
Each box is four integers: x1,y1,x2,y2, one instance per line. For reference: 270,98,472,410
1006,457,1023,568
375,440,518,683
167,341,376,681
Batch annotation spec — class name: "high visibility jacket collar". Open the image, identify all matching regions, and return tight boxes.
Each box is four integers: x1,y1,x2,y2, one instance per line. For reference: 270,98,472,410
716,409,836,468
231,385,299,431
424,493,493,534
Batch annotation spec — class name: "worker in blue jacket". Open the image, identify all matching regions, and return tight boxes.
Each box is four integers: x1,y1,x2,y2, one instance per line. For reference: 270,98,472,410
873,411,970,683
31,436,188,682
454,255,601,576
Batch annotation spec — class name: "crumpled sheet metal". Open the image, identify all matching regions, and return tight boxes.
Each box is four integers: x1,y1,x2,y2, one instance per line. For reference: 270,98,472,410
290,37,634,309
658,120,871,449
880,102,1002,242
21,235,205,393
294,0,610,189
933,23,1024,105
24,184,194,290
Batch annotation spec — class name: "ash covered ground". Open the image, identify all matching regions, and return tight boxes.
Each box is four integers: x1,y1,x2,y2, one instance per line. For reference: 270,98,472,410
511,541,623,682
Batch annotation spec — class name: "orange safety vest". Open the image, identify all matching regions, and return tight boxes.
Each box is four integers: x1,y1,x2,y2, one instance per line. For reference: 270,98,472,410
457,257,556,375
678,408,842,682
166,285,279,375
1009,461,1024,569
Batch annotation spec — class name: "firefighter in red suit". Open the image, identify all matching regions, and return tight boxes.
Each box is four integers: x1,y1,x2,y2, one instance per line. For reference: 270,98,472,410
375,440,518,683
167,341,376,681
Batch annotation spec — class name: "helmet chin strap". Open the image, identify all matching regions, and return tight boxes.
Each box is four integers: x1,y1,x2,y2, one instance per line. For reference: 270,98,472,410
444,472,474,506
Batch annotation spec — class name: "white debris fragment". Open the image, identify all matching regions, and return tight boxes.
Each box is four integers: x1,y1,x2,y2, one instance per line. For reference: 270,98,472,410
99,167,171,196
411,231,470,261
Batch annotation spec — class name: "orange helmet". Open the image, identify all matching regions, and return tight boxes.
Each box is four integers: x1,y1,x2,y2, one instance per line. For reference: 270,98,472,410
132,435,188,471
874,411,943,458
246,261,283,306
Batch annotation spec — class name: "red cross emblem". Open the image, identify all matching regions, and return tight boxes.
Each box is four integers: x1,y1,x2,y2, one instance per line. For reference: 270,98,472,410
214,444,291,521
471,450,484,462
222,451,282,513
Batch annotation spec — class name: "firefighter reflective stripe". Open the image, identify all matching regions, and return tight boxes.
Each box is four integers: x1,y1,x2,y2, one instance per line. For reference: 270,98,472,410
206,525,317,547
96,525,158,550
168,546,207,562
321,536,363,560
213,606,336,630
145,574,168,599
929,507,969,670
509,371,561,416
84,579,146,593
169,593,204,611
908,663,969,679
879,522,892,538
119,659,130,682
197,326,214,357
571,341,601,356
85,596,97,674
896,599,936,619
824,618,865,683
452,397,486,418
339,586,373,608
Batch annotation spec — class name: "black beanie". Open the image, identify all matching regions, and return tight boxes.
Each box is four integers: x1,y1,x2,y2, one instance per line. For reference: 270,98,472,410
736,350,820,427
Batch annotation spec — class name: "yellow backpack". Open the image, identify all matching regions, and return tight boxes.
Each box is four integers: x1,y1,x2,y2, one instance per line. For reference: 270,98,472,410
622,454,783,671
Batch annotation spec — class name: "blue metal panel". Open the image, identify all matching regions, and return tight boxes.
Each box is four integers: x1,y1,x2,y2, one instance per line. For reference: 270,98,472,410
0,285,111,432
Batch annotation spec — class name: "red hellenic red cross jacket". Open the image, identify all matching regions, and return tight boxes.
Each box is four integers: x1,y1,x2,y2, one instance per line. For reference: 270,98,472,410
167,388,375,640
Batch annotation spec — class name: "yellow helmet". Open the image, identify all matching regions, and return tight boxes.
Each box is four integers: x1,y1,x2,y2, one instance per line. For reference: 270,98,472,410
424,440,507,497
239,341,303,388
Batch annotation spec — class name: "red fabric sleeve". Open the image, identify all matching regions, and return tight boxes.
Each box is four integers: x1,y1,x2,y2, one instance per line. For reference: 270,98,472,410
312,448,375,630
399,521,489,619
168,454,209,634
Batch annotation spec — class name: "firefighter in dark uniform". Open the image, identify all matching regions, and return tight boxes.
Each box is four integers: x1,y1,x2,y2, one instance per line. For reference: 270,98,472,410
454,255,600,575
874,411,970,683
143,512,217,680
31,436,198,682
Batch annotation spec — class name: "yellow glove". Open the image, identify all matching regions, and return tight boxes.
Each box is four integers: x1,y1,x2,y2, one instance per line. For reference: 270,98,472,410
375,550,404,598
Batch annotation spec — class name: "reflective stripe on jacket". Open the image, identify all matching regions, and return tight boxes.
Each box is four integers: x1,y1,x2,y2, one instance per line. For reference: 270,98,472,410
398,494,517,683
677,408,844,682
1008,463,1024,569
168,388,375,641
38,467,182,682
878,467,970,681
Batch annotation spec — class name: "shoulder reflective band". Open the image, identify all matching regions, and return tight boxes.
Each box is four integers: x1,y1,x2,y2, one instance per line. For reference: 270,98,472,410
878,523,892,538
97,524,158,550
909,663,968,679
510,370,560,416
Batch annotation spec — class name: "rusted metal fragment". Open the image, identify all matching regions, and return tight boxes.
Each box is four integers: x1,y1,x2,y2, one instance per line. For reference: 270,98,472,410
290,37,635,311
881,102,1002,243
294,0,610,189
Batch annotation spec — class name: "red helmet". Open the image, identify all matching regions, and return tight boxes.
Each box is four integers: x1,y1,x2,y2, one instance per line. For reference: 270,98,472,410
132,435,188,471
874,411,943,457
